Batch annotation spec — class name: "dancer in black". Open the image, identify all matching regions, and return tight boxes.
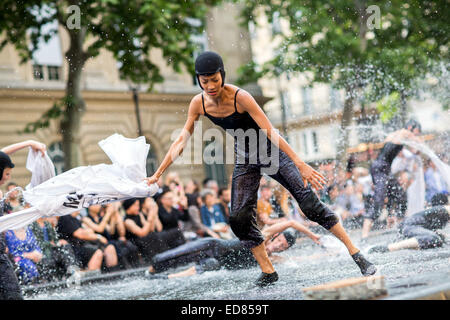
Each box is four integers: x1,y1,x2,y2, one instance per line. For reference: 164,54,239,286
0,140,46,300
145,51,376,286
146,219,320,277
361,120,422,240
369,193,449,253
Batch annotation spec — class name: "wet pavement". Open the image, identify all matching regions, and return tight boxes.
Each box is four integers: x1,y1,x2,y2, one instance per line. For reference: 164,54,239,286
26,225,450,300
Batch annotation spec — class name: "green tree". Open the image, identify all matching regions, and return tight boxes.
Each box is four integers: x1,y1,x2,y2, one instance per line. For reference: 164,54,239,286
237,0,449,166
0,0,221,169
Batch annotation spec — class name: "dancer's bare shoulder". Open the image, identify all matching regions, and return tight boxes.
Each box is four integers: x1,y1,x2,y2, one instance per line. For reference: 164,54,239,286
188,94,204,116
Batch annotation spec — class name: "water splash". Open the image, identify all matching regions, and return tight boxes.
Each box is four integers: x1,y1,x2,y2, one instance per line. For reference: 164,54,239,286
401,139,450,190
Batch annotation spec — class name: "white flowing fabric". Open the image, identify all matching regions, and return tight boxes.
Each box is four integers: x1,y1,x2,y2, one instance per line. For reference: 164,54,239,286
391,147,425,216
401,139,450,215
406,156,425,216
0,134,158,232
25,148,56,189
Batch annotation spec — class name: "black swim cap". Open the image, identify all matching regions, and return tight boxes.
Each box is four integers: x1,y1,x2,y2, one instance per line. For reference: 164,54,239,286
0,151,15,180
404,119,421,133
194,51,226,89
282,231,296,248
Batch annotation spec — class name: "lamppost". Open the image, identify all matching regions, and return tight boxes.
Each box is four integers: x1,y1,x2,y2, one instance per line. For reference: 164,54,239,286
128,82,143,137
275,67,289,143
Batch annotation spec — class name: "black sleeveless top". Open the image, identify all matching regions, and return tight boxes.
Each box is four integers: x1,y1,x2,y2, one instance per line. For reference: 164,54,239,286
202,89,275,164
202,89,260,131
124,214,142,241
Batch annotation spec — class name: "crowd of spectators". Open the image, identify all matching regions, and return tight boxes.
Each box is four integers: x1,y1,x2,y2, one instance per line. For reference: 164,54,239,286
316,154,448,230
1,152,448,285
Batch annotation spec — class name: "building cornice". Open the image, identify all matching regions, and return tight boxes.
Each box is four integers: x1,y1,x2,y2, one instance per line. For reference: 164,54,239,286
273,107,379,131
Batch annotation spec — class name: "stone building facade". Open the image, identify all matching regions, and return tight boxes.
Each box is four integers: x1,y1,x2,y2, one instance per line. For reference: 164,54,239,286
0,3,267,190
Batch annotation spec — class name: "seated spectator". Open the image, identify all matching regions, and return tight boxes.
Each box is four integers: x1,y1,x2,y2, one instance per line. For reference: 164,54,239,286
165,172,187,210
204,179,219,197
140,198,163,231
185,179,200,197
325,183,347,220
425,160,448,204
271,185,290,218
30,216,78,281
83,203,140,270
256,185,288,229
335,183,365,228
217,187,231,223
157,187,190,233
56,211,119,273
5,226,42,284
124,197,180,263
386,171,411,228
107,202,141,268
353,167,374,215
185,192,221,239
200,189,231,239
4,182,24,214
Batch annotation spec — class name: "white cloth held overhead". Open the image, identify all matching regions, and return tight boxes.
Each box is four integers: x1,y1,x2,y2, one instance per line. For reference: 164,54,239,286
0,134,158,232
25,148,56,189
400,139,450,215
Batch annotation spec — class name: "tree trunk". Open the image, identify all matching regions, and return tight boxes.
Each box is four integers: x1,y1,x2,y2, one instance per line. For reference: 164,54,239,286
399,90,408,127
355,0,368,52
336,87,354,171
60,27,88,170
334,0,368,171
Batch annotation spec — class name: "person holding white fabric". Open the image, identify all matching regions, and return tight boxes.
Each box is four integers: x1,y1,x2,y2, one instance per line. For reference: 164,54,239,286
425,160,449,204
0,134,160,234
0,140,46,300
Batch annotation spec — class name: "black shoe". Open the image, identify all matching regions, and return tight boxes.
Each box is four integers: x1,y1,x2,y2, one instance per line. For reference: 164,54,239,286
255,271,278,287
368,245,389,254
352,252,377,276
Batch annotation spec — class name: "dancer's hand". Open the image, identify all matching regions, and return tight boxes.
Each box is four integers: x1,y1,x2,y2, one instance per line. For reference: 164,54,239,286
29,140,47,156
144,174,159,186
310,233,321,245
297,162,327,190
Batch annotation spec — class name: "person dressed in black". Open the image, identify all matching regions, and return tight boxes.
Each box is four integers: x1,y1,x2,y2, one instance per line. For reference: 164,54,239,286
83,203,140,269
157,187,189,229
1,140,47,300
146,219,321,278
145,51,376,287
155,187,188,248
57,210,120,272
124,196,186,264
362,120,422,240
124,198,169,264
369,193,449,253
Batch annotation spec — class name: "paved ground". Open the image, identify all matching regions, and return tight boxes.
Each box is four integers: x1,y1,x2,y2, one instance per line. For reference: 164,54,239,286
26,225,450,300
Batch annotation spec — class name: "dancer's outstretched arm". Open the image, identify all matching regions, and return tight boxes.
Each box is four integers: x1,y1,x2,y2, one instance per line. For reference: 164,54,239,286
1,140,46,156
145,96,201,185
262,220,321,245
385,129,421,144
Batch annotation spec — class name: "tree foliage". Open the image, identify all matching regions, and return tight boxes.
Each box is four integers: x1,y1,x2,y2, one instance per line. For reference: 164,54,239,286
238,0,448,97
0,0,222,168
236,0,449,164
